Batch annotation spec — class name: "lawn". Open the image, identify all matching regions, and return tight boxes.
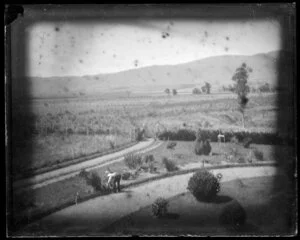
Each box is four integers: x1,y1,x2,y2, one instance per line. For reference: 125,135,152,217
102,175,293,236
11,140,294,232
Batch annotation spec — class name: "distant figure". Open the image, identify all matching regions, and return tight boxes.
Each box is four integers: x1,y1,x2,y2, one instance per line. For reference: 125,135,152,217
141,122,147,139
155,123,160,139
105,170,121,193
217,130,225,143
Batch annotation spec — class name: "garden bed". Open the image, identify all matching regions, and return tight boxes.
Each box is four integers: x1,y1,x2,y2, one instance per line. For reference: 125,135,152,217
103,175,293,236
11,141,294,233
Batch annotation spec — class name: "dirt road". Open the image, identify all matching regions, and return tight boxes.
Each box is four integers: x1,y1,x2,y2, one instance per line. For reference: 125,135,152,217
19,165,284,236
14,138,162,193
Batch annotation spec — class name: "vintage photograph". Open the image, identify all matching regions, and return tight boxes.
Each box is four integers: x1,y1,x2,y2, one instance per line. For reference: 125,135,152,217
5,4,297,237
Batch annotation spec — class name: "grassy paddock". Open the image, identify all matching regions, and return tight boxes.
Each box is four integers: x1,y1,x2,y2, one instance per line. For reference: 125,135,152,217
11,93,289,175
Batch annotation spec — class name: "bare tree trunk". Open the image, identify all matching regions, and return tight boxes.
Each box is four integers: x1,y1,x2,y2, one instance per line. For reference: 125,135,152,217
242,111,245,129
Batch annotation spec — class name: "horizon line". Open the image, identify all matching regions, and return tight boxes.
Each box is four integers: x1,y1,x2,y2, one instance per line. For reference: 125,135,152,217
22,49,281,79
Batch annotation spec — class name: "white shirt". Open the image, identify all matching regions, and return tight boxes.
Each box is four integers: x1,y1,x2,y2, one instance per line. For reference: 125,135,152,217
107,172,118,185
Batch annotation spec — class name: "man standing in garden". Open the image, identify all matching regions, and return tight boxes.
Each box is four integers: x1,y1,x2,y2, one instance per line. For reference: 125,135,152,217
105,169,122,193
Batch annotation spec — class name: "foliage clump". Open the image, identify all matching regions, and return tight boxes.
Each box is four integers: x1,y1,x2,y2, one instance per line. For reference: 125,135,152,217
162,157,179,172
194,130,211,156
152,197,169,218
187,169,220,202
79,170,103,192
124,153,143,170
232,62,252,128
253,149,264,161
166,141,177,149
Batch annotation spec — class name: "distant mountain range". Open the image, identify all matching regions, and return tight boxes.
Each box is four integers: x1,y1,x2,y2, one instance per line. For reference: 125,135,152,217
12,50,294,99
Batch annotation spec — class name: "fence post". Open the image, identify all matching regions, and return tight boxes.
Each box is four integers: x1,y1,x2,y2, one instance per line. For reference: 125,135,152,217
75,192,79,205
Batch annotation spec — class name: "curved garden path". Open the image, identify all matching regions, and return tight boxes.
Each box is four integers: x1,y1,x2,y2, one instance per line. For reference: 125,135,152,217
19,164,285,236
14,138,162,193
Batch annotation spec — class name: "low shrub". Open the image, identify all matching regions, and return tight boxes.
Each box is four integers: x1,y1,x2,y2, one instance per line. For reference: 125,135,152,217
108,140,115,149
230,136,239,144
237,157,246,164
253,149,264,161
85,172,102,191
124,153,142,170
166,141,177,149
135,128,145,141
143,154,154,163
187,169,220,202
152,197,169,218
78,169,89,178
194,139,212,156
242,137,252,148
219,200,247,231
148,162,158,173
121,172,132,180
228,147,239,159
162,157,179,172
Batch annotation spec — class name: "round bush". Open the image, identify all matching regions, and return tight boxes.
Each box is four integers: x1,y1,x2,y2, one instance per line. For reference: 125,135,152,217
194,140,211,156
121,172,132,180
219,200,247,231
202,140,212,155
152,197,169,218
187,169,220,202
242,137,253,148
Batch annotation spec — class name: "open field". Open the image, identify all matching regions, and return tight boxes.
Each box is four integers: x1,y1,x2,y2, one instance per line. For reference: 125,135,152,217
103,175,292,235
11,92,293,177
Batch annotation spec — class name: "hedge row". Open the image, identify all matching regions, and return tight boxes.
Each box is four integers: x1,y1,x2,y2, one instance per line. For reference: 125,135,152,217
158,128,294,146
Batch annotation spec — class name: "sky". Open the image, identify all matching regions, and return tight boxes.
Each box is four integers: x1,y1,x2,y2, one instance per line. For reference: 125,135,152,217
12,18,282,78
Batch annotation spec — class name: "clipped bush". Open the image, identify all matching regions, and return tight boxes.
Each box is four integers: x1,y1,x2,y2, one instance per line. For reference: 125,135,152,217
219,200,247,231
166,141,177,149
85,172,102,191
237,157,246,164
253,149,264,161
187,169,220,202
230,136,239,144
158,129,196,141
194,139,211,156
162,157,179,172
227,147,239,161
158,128,293,146
108,140,115,149
78,169,89,178
152,197,169,218
149,162,158,173
124,153,142,170
121,171,132,180
135,128,144,141
143,154,154,163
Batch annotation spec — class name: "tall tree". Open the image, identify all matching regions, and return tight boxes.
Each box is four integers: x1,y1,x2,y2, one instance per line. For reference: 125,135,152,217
232,62,252,128
205,82,211,94
164,88,170,96
192,88,201,95
172,89,177,96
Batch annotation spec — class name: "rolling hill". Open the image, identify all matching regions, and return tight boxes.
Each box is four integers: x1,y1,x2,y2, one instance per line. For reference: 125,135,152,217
12,50,293,99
